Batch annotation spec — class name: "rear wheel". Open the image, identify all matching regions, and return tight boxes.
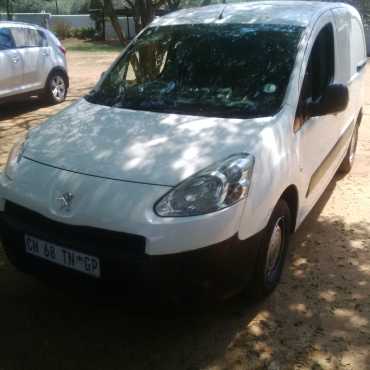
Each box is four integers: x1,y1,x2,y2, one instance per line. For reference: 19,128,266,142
249,199,291,298
43,71,68,105
338,124,359,174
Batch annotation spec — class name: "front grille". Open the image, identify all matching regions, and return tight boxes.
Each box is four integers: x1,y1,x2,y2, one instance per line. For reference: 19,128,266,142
3,201,146,257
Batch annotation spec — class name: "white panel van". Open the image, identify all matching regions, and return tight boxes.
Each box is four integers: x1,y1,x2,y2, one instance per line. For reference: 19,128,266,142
0,2,366,299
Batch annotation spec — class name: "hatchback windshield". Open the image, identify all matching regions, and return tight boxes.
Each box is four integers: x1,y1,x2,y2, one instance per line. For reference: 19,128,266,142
86,23,303,118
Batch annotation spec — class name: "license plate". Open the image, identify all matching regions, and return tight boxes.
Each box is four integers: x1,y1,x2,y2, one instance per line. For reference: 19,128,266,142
24,234,101,278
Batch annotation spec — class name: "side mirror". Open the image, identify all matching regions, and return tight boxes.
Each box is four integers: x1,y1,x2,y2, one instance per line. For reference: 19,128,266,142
307,84,349,117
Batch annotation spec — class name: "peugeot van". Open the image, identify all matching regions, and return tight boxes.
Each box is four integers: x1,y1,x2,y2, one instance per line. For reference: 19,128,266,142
0,2,366,298
0,22,68,104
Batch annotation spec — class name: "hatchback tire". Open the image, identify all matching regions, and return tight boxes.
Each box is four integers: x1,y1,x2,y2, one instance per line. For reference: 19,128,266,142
338,124,359,174
249,199,291,299
43,71,68,105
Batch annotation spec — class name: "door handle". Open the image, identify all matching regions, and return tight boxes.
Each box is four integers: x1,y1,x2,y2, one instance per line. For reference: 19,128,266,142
12,57,20,63
41,50,49,56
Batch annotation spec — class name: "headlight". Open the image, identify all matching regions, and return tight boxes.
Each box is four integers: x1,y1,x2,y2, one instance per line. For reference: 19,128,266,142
155,153,254,217
5,134,27,180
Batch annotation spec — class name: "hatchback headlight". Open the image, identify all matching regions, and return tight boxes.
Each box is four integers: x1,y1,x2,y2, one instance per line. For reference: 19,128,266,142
5,134,27,180
155,154,254,217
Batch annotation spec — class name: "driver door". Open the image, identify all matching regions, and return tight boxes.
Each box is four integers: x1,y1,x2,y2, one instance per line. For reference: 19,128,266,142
295,22,341,216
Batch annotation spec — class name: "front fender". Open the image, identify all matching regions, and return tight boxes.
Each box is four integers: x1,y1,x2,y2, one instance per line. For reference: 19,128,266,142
238,108,299,239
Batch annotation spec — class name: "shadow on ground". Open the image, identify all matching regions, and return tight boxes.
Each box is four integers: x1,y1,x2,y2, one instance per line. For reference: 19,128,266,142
0,98,49,120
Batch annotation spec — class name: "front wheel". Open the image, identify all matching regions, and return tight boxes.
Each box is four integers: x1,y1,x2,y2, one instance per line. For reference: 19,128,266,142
43,71,68,105
249,199,292,299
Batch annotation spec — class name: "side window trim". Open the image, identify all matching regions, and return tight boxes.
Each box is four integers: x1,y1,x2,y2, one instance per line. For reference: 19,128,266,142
38,30,49,47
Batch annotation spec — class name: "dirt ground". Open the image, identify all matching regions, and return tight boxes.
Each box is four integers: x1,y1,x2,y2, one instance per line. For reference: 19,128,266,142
0,51,369,370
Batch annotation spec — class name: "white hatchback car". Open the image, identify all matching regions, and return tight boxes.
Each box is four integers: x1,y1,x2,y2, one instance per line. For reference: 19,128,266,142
0,21,68,104
0,2,366,298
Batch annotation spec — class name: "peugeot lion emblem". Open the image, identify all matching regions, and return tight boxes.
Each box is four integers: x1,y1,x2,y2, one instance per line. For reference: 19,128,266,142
56,192,74,212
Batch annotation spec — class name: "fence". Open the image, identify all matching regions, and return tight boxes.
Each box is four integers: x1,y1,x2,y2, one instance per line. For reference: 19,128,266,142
0,13,135,41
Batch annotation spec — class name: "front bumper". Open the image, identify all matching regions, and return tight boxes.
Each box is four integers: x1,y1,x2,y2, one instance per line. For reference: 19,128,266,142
0,201,263,295
0,159,246,255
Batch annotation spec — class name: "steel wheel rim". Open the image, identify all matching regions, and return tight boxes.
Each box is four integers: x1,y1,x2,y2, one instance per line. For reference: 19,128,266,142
349,127,358,165
265,216,285,283
51,75,66,101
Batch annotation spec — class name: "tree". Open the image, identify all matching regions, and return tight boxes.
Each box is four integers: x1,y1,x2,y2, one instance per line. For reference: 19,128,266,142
6,0,12,20
1,0,92,14
70,0,91,14
102,0,181,46
104,0,128,45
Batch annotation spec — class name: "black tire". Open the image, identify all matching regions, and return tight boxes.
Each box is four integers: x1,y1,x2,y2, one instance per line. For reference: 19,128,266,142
249,199,292,299
43,71,68,105
338,124,359,174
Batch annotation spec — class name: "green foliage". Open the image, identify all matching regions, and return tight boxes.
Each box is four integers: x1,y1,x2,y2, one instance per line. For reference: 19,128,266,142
70,0,91,14
64,39,122,52
52,21,96,40
0,0,90,14
52,21,72,39
71,27,96,39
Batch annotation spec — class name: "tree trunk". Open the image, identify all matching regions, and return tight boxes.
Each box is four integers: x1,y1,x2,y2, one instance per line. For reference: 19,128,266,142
104,0,128,46
6,0,12,20
134,0,155,33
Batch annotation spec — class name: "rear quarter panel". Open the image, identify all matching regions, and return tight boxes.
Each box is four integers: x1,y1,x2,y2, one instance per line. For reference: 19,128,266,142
40,31,67,87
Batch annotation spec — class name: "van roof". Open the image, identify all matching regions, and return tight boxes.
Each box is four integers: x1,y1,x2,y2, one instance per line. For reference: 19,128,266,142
153,1,351,28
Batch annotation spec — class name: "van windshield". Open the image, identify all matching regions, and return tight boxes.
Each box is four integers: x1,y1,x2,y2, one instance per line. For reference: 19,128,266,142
86,23,303,118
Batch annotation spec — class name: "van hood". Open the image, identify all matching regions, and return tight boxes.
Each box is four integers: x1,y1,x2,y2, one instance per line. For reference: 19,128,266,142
24,98,273,186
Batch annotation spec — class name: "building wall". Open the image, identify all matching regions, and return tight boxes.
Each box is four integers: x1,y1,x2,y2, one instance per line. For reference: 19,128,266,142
51,15,95,29
104,17,135,40
0,13,51,28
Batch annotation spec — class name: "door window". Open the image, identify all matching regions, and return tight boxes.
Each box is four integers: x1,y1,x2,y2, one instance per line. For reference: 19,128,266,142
0,28,15,50
10,27,46,48
24,28,46,47
295,23,335,131
10,28,27,48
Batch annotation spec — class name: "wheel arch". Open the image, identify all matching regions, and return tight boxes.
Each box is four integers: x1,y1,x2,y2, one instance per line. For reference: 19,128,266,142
45,67,69,89
279,184,299,232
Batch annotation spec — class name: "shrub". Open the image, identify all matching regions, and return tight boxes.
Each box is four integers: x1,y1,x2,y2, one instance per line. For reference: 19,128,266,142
71,27,96,40
52,21,72,40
